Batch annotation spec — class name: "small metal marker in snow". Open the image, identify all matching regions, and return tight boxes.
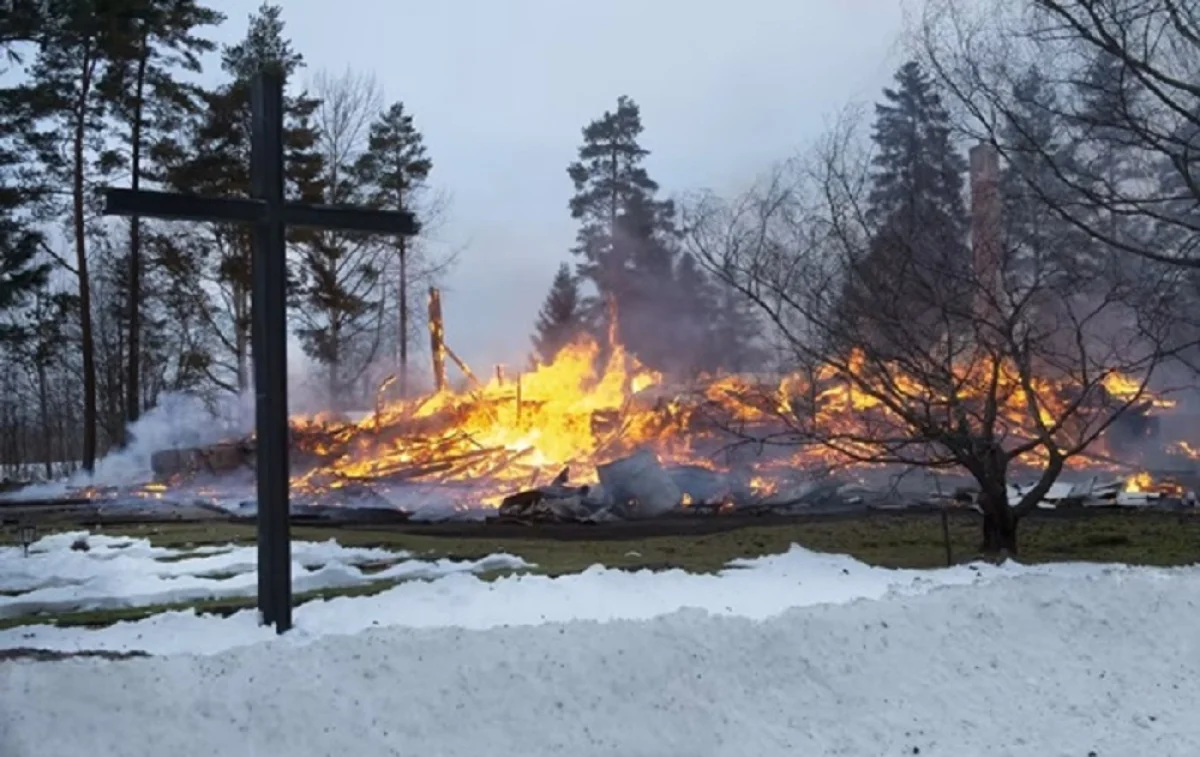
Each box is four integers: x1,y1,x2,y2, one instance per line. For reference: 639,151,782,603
18,523,36,557
101,69,419,634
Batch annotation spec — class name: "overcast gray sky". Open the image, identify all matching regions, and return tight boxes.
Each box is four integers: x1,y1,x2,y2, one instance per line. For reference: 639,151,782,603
207,0,910,373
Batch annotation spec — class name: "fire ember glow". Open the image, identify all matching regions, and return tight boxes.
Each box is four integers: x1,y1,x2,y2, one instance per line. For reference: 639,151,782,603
39,301,1193,518
213,321,1192,514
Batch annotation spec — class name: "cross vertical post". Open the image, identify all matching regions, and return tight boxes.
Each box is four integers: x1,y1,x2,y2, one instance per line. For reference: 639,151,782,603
101,67,418,635
250,71,292,633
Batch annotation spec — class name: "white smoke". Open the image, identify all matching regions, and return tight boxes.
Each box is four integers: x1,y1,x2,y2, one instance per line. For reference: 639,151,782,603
84,392,257,487
2,391,254,501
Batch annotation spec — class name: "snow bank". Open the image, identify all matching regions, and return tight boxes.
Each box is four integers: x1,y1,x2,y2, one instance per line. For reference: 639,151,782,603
0,540,1130,656
2,567,1198,756
0,532,528,619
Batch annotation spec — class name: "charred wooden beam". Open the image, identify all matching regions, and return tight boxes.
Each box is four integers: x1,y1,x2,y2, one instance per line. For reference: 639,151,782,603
444,343,481,387
428,286,447,392
150,442,252,479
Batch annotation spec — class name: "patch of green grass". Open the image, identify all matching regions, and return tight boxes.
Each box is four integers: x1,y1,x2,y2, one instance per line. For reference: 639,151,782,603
357,559,413,575
154,547,235,563
13,510,1200,572
189,569,245,581
0,575,417,632
4,509,1196,632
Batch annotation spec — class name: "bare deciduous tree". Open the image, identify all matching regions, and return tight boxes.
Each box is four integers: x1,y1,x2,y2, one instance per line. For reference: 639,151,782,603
917,0,1200,270
295,68,460,406
293,67,389,407
308,67,382,194
684,118,1186,554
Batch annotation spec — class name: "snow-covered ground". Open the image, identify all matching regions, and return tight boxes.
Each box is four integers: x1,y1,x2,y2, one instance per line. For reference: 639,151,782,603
2,533,1105,656
0,531,528,620
2,536,1198,755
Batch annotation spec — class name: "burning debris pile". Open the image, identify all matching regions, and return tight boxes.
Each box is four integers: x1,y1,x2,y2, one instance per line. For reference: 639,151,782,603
136,317,1200,522
150,333,775,519
86,140,1198,524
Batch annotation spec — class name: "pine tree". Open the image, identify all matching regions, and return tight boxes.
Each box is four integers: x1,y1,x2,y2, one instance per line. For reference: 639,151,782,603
92,242,131,441
0,83,51,346
98,0,222,433
1,0,47,61
354,101,432,395
531,263,583,364
220,2,293,81
22,0,130,470
841,61,970,353
25,288,77,477
567,96,679,370
0,201,48,345
155,1,323,391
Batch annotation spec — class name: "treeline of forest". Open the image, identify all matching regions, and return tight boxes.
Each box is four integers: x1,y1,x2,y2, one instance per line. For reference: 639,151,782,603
4,1,1199,486
0,2,452,477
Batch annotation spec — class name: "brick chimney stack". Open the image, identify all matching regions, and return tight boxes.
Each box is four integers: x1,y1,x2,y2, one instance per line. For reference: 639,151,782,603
970,142,1003,309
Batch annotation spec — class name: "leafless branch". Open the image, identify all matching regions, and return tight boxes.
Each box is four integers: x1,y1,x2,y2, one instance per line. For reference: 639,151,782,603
682,109,1190,538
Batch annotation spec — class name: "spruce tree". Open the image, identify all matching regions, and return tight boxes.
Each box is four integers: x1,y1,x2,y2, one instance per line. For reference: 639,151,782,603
867,61,968,231
841,60,969,353
567,96,678,370
1000,65,1091,289
668,252,718,373
711,281,765,373
1150,79,1200,345
667,252,765,374
354,101,432,394
1072,50,1148,261
531,263,583,364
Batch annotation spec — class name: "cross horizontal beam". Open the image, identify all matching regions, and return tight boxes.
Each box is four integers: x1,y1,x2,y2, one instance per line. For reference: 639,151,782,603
105,188,262,224
104,188,420,235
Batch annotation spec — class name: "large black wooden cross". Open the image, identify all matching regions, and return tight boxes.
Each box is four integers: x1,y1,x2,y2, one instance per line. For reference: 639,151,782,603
103,71,418,634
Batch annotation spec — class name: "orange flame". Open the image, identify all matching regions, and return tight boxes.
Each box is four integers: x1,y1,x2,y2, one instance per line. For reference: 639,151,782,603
282,332,1179,505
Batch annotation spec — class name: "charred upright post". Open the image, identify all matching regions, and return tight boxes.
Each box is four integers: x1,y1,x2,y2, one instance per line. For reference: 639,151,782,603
428,286,447,392
100,68,419,634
